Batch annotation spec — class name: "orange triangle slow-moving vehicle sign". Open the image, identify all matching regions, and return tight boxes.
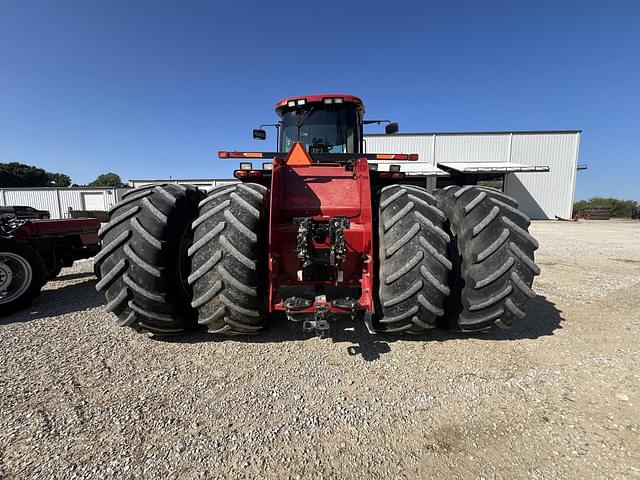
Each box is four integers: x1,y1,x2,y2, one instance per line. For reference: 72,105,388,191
285,142,313,166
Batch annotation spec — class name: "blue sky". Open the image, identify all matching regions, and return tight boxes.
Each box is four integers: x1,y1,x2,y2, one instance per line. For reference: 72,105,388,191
0,0,638,200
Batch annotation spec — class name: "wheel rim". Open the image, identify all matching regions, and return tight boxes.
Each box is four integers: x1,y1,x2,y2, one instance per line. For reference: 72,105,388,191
0,252,33,305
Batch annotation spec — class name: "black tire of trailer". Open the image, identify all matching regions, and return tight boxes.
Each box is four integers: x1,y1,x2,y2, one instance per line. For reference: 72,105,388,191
188,182,269,334
435,185,541,331
94,184,203,334
0,238,45,315
372,184,452,334
44,265,63,281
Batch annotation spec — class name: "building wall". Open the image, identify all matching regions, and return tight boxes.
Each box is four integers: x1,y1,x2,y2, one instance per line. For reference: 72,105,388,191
365,131,580,219
0,188,130,219
365,134,438,190
504,133,580,220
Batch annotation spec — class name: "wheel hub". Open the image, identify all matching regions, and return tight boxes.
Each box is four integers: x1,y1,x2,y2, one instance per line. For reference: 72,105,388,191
0,262,13,291
0,252,33,304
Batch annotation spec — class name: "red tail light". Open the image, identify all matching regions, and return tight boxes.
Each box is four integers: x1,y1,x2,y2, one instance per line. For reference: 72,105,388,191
372,153,419,161
234,170,263,179
379,171,406,179
219,151,266,159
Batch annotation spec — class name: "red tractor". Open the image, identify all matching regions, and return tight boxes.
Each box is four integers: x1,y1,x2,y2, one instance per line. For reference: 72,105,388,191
95,94,540,336
1,216,101,313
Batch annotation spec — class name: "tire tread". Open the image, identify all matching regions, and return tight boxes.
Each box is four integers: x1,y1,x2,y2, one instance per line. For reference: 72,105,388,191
435,185,540,330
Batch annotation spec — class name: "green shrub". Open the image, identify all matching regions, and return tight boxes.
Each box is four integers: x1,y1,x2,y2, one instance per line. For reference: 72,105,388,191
573,198,638,218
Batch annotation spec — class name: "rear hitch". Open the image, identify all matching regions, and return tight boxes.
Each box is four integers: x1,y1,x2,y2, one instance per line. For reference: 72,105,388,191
283,295,331,337
302,301,330,337
293,216,351,277
283,295,363,337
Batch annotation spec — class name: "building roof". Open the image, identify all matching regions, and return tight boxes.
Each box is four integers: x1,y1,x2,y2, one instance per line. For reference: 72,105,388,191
364,129,582,137
371,162,449,176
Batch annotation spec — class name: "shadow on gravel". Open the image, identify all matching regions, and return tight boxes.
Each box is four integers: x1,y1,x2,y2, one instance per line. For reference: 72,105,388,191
162,295,563,362
163,318,393,362
425,295,564,342
1,277,563,361
54,271,96,282
0,277,104,324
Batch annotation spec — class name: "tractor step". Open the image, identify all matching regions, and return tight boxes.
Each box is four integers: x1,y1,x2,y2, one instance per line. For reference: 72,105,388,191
332,296,359,310
283,296,313,311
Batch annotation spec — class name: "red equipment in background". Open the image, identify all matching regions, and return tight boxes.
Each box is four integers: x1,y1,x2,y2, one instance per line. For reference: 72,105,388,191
1,216,101,313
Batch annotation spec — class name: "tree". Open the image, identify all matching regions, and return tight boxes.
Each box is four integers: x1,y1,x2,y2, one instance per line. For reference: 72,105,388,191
0,162,72,187
47,172,72,187
573,197,638,218
89,172,125,187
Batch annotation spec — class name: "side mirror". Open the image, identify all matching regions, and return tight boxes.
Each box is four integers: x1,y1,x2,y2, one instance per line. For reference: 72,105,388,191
253,129,267,140
385,122,399,135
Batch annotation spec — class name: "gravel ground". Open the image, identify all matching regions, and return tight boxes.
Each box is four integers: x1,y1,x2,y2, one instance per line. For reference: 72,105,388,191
1,220,639,479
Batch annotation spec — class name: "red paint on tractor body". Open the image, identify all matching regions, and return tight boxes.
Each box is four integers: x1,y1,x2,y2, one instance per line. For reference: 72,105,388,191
267,144,374,315
15,218,101,245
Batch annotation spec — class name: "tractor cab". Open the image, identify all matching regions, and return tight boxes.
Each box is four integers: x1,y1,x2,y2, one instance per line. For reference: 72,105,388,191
275,95,364,154
251,94,398,157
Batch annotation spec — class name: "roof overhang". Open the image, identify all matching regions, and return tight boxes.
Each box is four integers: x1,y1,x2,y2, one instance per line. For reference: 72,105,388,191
437,162,549,174
370,162,449,176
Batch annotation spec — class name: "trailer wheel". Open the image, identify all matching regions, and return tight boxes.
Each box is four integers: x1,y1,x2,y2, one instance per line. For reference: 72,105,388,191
373,184,451,333
188,183,269,334
435,186,541,330
94,184,202,334
0,238,45,314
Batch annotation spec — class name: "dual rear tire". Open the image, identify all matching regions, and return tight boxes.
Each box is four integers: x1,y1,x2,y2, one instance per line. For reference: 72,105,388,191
94,184,202,334
96,182,539,336
188,183,269,334
435,185,540,330
373,184,451,333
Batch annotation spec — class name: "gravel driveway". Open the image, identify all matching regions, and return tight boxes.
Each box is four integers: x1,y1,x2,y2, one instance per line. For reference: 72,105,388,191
1,220,639,479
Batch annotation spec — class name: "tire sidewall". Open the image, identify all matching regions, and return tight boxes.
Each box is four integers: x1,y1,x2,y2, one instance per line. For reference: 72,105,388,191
0,238,45,314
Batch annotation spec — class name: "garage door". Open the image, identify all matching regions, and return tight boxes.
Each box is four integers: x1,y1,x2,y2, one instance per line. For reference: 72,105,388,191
82,192,105,210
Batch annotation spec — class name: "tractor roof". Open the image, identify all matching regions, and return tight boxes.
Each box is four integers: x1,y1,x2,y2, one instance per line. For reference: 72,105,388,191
275,94,364,115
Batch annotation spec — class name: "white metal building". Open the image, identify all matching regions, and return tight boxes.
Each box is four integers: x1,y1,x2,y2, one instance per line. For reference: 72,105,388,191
365,130,581,219
0,187,130,219
129,130,580,220
1,130,581,221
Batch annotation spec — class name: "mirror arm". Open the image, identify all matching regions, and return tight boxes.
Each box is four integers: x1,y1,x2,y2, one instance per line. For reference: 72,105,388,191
363,119,392,125
363,119,399,134
253,123,281,146
263,123,281,147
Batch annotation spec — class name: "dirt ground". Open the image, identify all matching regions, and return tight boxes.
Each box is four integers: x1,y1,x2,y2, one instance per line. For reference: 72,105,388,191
1,220,639,479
